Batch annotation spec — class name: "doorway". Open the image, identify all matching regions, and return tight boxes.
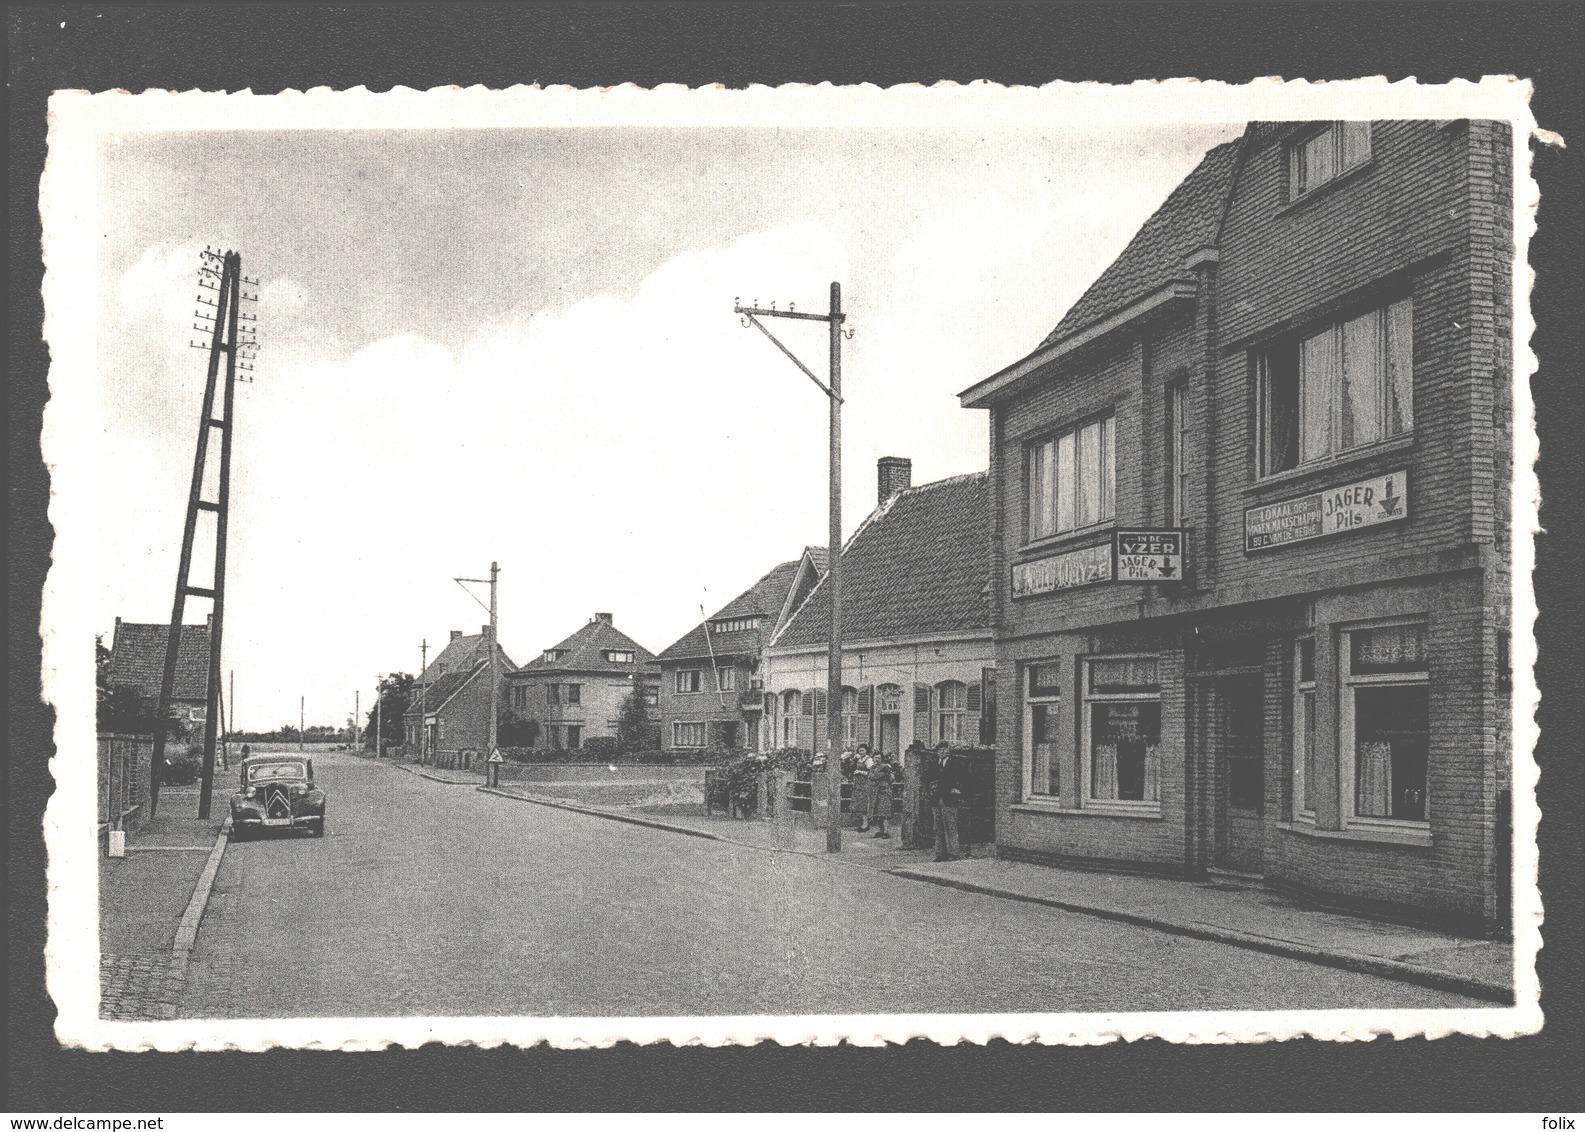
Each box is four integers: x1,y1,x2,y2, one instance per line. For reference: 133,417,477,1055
1214,675,1265,874
879,714,900,757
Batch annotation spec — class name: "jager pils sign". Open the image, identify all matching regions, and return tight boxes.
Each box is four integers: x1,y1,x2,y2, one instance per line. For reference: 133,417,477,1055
1245,469,1409,553
1112,529,1185,582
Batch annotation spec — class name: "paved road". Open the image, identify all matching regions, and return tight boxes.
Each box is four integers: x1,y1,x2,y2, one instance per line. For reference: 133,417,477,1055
181,750,1484,1017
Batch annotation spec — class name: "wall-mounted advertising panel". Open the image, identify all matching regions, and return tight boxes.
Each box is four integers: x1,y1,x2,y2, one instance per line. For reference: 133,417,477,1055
1011,542,1112,599
1245,470,1409,553
1112,529,1185,582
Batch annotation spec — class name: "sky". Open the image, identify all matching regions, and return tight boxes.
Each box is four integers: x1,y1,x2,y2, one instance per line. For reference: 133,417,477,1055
90,118,1242,731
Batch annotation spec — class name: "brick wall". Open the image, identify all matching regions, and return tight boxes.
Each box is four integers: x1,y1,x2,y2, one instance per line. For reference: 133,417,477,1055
658,657,751,752
505,669,634,746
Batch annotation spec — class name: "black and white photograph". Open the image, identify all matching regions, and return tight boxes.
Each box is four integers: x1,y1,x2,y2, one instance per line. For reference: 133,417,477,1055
38,76,1540,1051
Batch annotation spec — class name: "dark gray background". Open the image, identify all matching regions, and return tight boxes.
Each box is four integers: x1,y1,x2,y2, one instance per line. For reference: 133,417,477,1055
9,0,1583,1112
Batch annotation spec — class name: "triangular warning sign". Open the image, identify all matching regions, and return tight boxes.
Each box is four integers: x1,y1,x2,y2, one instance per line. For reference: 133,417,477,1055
488,748,505,763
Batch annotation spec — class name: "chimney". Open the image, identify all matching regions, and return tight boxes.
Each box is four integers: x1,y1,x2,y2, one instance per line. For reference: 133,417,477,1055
482,624,491,637
878,456,912,504
595,612,613,624
450,630,463,641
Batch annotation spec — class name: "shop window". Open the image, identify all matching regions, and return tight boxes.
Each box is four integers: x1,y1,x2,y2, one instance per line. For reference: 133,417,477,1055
1084,658,1161,807
1293,638,1317,819
1288,121,1372,198
1259,298,1413,475
1343,623,1429,824
1026,413,1115,540
675,669,702,694
936,680,967,743
673,721,707,749
1023,661,1063,799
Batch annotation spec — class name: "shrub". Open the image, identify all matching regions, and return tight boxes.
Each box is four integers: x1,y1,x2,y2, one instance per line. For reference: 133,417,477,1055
580,736,625,760
160,749,202,786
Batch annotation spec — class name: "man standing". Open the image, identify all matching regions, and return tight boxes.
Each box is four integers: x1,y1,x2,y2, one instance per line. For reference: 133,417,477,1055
926,740,969,862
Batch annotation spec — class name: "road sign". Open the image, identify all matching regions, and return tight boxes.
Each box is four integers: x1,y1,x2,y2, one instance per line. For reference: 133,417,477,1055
488,748,505,764
1112,528,1185,583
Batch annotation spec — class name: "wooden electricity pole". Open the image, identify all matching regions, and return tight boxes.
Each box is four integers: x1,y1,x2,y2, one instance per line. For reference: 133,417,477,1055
734,283,849,852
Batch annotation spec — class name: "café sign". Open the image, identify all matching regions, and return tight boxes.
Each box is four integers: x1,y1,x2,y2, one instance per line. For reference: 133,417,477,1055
1245,469,1409,553
1112,528,1185,583
1012,542,1112,599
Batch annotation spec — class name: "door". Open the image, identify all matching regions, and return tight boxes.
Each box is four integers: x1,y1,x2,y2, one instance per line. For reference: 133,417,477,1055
1216,675,1265,873
879,714,900,757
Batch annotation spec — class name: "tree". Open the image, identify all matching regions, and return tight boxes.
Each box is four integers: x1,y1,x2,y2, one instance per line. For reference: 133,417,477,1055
616,682,659,752
497,705,539,748
365,672,416,748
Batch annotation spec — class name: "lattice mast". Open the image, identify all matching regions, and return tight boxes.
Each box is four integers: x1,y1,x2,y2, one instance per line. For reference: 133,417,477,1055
149,248,259,818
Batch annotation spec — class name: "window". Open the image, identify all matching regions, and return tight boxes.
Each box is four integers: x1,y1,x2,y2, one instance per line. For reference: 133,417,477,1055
1084,658,1161,807
643,688,659,707
1027,414,1115,540
566,683,581,705
604,650,634,663
542,649,565,663
712,617,761,634
717,666,737,692
1293,637,1316,819
781,690,801,746
1344,623,1429,824
841,687,862,744
675,669,702,694
1289,121,1372,198
1166,382,1188,527
546,683,560,705
1024,661,1063,799
936,680,967,743
1260,298,1413,474
673,721,707,748
548,723,582,751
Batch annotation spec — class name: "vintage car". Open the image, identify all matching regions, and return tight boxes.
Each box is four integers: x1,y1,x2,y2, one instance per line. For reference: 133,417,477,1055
229,754,327,839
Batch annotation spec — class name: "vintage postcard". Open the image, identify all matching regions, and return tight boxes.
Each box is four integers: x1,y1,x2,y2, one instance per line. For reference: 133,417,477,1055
40,77,1544,1050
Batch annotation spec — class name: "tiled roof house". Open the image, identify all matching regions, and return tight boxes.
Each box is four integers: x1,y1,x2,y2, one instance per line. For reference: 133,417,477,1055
762,460,996,756
105,616,213,722
504,613,658,751
654,548,827,753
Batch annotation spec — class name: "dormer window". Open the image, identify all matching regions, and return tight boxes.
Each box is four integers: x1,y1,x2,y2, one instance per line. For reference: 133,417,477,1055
605,649,635,663
711,617,762,634
542,649,566,663
1289,121,1372,199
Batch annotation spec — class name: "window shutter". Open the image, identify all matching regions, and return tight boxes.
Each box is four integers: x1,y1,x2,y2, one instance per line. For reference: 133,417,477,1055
980,667,997,746
966,683,983,713
913,683,931,744
803,689,815,716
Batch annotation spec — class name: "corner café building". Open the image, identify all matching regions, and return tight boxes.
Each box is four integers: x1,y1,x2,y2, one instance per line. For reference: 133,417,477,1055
959,120,1514,935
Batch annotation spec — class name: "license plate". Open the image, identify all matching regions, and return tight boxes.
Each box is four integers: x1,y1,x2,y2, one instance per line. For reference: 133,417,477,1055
262,817,291,827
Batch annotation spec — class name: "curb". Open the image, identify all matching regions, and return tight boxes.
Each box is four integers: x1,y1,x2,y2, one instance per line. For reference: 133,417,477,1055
383,759,481,786
173,816,231,956
889,867,1514,1005
477,786,724,841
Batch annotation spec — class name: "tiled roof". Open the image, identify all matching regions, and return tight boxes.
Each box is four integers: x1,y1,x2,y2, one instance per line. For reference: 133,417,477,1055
420,632,516,684
516,617,655,673
106,620,211,703
773,473,991,649
657,558,805,663
1040,140,1241,347
406,667,479,716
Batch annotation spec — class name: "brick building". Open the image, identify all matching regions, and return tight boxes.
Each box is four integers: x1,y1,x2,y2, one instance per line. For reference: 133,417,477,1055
504,613,657,751
763,460,995,758
959,120,1513,934
655,547,826,754
105,616,213,733
406,625,517,764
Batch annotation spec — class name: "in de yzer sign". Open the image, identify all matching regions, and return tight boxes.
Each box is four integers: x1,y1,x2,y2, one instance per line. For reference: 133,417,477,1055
1113,528,1185,582
1011,542,1112,598
1245,469,1409,553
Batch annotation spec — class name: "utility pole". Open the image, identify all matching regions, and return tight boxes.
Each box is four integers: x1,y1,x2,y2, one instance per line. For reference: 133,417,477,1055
734,283,849,852
150,248,259,819
418,639,428,762
300,696,305,752
354,689,360,750
376,678,383,758
455,563,501,760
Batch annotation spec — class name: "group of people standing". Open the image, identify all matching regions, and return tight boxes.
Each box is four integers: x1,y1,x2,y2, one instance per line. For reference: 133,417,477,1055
812,739,974,862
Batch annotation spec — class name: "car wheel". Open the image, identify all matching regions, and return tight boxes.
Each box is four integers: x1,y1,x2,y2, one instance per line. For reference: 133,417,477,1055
230,825,248,842
311,818,325,838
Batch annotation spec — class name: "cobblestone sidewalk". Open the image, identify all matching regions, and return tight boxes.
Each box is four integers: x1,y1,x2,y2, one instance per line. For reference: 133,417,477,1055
99,952,187,1021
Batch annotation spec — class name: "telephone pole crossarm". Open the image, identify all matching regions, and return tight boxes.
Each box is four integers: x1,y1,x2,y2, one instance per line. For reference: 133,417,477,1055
733,305,845,403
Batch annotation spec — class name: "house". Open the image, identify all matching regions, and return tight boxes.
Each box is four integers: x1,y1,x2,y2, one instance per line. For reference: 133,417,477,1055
403,662,499,769
763,459,995,759
104,615,213,731
406,624,517,765
503,613,658,751
654,546,827,754
958,120,1513,934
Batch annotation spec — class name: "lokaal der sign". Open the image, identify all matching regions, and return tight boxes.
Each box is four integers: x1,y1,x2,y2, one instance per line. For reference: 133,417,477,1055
1245,470,1409,553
